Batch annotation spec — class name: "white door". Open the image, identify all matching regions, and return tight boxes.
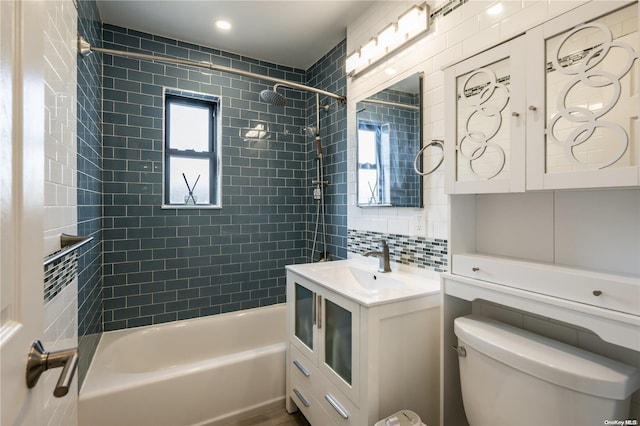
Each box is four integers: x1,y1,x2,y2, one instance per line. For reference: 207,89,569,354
1,0,46,424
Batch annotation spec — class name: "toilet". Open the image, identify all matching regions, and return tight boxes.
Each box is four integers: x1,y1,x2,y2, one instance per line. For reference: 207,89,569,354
454,315,640,426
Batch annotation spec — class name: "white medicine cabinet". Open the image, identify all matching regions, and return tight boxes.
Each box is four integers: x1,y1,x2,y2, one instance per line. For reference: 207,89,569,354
445,1,639,193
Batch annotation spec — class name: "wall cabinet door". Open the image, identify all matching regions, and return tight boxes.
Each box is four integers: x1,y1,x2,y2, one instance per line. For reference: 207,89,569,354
445,36,527,194
526,1,639,190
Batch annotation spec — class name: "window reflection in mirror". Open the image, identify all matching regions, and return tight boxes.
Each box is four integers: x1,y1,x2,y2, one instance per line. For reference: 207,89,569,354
356,73,423,207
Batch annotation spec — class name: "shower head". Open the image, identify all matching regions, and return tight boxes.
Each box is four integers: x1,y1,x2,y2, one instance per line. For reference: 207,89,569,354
260,85,287,107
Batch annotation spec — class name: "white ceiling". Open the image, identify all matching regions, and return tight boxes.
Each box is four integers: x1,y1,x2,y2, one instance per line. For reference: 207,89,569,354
96,0,377,70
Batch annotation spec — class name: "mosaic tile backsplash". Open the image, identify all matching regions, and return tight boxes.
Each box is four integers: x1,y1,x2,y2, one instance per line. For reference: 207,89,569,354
348,229,448,272
44,252,78,303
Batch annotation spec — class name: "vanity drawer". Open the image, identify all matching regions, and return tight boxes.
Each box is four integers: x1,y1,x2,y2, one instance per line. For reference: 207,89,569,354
289,349,326,425
316,380,359,426
452,253,640,315
289,346,317,383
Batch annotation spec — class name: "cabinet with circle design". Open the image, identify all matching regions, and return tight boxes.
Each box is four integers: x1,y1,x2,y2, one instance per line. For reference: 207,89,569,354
445,35,527,194
445,1,639,194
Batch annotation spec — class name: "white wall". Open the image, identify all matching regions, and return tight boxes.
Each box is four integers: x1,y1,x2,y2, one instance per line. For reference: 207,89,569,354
346,0,585,240
348,0,640,422
43,1,79,424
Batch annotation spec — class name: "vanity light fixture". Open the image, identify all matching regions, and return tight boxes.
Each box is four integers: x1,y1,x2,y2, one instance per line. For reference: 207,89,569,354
377,23,398,52
360,38,378,63
345,2,429,78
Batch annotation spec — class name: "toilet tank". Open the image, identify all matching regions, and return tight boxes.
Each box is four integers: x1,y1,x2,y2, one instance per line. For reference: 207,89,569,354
454,315,640,426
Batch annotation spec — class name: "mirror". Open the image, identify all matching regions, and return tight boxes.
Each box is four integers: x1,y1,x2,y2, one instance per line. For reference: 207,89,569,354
356,73,423,207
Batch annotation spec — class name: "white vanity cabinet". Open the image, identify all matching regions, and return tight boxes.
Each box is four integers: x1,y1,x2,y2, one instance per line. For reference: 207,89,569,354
288,276,361,409
445,1,639,194
285,262,441,426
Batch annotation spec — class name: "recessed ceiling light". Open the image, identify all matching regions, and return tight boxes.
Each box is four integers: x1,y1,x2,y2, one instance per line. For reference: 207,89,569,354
215,20,232,31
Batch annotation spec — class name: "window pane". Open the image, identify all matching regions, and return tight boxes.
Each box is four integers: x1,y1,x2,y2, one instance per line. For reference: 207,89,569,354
358,128,377,165
168,102,210,152
168,156,210,204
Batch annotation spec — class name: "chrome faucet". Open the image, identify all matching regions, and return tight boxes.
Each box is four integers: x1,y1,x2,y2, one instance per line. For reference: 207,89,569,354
363,240,391,273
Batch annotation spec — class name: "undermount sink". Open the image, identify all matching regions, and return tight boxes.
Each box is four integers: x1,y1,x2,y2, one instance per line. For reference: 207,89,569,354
286,259,440,306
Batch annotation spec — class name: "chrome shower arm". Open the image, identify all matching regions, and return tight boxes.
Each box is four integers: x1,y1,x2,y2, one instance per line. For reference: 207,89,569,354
78,36,346,103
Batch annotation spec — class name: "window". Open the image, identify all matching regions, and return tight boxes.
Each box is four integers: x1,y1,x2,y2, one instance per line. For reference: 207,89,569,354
163,89,221,207
357,120,391,205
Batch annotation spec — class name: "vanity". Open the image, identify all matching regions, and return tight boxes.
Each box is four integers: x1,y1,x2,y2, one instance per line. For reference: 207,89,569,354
285,259,440,426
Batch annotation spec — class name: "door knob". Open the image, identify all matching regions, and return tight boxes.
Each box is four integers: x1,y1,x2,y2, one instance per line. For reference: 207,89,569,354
26,340,78,397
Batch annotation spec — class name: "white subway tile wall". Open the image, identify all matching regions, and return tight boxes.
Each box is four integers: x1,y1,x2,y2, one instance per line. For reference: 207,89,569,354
43,0,78,424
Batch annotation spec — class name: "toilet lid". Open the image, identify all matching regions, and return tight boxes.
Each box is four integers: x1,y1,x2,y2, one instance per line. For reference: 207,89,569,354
454,315,640,399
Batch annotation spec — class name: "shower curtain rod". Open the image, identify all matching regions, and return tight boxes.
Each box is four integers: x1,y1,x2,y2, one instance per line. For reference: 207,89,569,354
78,36,346,103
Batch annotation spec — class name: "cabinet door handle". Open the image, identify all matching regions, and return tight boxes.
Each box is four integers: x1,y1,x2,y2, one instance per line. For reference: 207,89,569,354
312,293,317,326
317,295,322,329
528,105,537,111
511,112,520,117
293,388,310,408
293,359,310,377
325,394,349,419
472,267,479,272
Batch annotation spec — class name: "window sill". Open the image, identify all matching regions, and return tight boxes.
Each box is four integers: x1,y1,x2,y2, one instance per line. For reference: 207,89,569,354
161,204,222,210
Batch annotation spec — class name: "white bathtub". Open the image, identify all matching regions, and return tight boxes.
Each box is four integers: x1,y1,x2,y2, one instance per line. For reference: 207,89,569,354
79,304,287,426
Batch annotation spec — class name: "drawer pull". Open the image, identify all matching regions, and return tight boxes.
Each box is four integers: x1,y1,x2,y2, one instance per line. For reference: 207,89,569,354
293,388,310,407
325,394,349,419
293,360,310,377
511,112,520,117
472,267,480,272
593,290,602,296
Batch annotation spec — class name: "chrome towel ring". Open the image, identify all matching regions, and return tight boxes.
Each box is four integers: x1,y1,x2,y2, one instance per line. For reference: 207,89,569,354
414,139,444,176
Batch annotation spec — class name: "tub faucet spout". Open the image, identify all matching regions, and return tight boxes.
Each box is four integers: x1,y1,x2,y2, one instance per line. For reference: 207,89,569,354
363,240,391,273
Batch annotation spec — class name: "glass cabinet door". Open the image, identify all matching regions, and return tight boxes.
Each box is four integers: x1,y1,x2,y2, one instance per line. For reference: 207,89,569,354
445,36,527,194
527,2,639,189
323,299,352,385
317,291,360,402
294,283,314,351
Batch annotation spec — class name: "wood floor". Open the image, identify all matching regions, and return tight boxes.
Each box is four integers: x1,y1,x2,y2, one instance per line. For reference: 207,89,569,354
226,407,310,426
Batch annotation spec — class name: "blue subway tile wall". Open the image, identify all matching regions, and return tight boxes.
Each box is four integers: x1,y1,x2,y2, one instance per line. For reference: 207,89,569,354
76,0,103,387
305,40,348,262
101,24,311,330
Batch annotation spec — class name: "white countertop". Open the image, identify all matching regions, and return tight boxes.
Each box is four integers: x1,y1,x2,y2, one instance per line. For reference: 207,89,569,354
286,259,441,307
